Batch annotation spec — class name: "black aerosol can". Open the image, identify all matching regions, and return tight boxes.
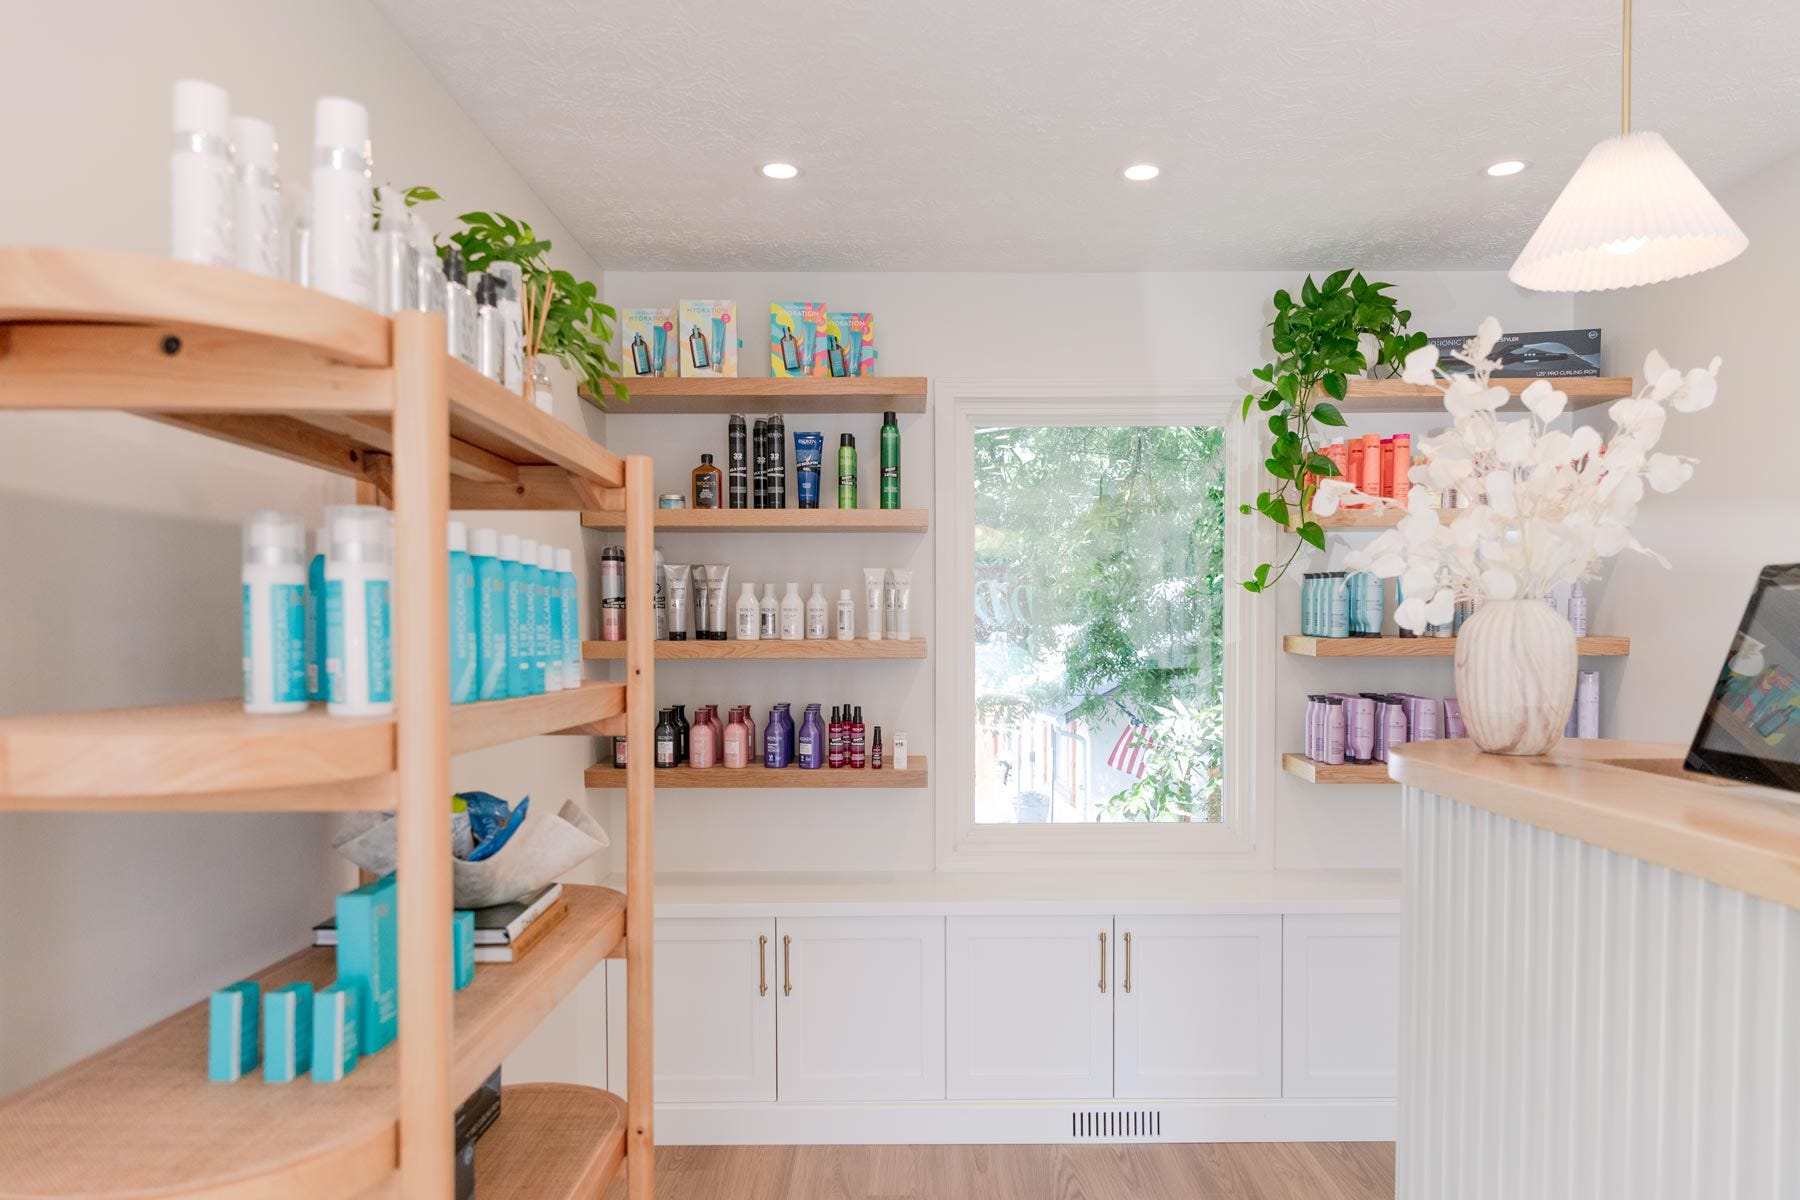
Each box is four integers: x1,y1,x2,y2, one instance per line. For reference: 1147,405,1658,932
728,414,749,509
752,418,768,509
766,413,788,508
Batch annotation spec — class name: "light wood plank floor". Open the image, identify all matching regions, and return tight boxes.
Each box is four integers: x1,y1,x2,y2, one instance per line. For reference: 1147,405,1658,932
603,1142,1395,1199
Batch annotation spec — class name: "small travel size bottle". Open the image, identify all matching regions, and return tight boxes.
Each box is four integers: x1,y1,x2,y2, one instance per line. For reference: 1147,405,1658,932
630,331,651,376
688,324,710,370
692,453,723,509
871,726,884,769
826,334,848,377
849,706,867,768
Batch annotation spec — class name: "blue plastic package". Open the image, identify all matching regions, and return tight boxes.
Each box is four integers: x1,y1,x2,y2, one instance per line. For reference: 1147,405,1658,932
793,431,824,508
457,790,531,862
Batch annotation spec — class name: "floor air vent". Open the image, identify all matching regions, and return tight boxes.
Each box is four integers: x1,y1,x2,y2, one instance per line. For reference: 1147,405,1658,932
1070,1108,1164,1141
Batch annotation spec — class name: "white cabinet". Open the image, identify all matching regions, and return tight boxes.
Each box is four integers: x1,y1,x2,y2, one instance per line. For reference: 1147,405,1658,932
1281,914,1399,1098
775,915,946,1102
652,917,777,1103
1113,915,1282,1099
946,915,1113,1100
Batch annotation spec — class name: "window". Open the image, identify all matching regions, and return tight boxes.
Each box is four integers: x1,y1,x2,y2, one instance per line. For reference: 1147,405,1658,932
972,424,1225,824
935,383,1273,868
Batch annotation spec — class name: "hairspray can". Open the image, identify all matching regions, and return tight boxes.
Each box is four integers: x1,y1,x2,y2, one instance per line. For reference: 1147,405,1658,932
767,414,788,508
728,414,749,509
752,418,768,509
600,546,625,641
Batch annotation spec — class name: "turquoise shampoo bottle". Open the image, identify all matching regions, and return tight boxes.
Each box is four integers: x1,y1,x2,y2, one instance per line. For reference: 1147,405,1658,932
306,528,327,700
501,533,530,696
556,548,580,689
471,527,507,700
447,521,476,704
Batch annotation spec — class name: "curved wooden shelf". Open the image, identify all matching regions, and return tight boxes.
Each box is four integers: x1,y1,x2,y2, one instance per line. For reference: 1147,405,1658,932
1339,375,1632,413
0,886,624,1200
1283,634,1629,657
582,507,929,533
0,682,623,811
472,1084,627,1199
1282,753,1394,784
586,757,928,789
584,638,926,661
584,375,926,414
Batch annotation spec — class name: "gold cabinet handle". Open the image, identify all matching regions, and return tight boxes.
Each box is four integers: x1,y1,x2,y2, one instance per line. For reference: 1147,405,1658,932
759,934,769,997
1123,931,1133,994
782,934,793,997
1098,931,1108,994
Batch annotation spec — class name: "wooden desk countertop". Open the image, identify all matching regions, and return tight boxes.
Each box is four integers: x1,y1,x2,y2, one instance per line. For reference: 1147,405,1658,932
1387,739,1800,909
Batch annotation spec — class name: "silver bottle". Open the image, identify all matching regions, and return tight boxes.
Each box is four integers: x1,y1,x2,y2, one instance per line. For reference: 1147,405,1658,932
442,246,476,366
475,274,504,382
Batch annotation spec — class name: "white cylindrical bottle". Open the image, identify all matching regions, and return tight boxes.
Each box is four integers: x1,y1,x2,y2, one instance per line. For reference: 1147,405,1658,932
242,510,308,714
538,544,563,692
836,588,856,640
1567,581,1588,637
735,583,761,640
780,582,804,640
309,97,374,307
170,80,235,266
230,116,281,277
805,583,828,639
759,584,779,639
325,505,394,715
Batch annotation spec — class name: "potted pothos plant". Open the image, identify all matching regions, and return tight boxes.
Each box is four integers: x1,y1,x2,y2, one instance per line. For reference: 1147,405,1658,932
396,187,626,406
1238,270,1427,592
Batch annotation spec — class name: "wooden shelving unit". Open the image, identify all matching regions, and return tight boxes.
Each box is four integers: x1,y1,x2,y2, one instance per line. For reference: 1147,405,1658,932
582,507,929,533
1282,753,1394,784
586,757,930,790
1283,634,1630,658
584,638,926,661
581,374,927,414
1338,375,1632,414
0,247,655,1198
474,1084,627,1199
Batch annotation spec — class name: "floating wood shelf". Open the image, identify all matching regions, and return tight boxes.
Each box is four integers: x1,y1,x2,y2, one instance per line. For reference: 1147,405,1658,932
583,375,928,415
1282,753,1395,784
0,885,625,1200
1312,506,1468,530
0,682,624,811
1283,635,1630,658
584,638,927,661
473,1084,627,1200
1337,375,1632,414
582,507,929,533
586,757,930,790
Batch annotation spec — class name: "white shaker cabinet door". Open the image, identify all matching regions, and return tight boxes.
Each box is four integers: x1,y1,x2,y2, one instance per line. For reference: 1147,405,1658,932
775,915,946,1102
652,916,777,1103
946,915,1114,1100
1281,914,1399,1098
1113,915,1282,1099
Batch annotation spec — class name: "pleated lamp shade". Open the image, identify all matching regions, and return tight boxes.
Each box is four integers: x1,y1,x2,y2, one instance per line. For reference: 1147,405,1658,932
1508,131,1748,292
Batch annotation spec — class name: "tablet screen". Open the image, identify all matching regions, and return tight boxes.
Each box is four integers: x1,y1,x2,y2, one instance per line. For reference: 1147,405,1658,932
1686,563,1800,792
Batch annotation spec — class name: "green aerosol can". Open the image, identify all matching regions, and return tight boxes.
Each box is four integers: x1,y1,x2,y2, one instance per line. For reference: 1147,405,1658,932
837,433,858,509
879,410,900,509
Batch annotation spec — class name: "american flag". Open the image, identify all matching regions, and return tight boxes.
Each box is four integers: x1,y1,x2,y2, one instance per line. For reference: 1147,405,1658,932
1106,716,1155,778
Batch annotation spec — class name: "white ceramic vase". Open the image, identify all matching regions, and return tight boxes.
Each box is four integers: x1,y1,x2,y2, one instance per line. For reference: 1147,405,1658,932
1453,598,1577,755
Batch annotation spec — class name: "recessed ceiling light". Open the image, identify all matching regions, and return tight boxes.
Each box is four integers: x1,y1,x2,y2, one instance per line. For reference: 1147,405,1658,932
1123,163,1160,182
761,162,799,180
1486,160,1528,177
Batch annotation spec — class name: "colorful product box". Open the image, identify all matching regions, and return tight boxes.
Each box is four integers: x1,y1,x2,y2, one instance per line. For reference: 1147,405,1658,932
311,981,361,1082
770,302,827,377
335,874,398,1056
620,306,678,379
207,980,260,1082
822,311,876,377
677,300,738,378
1427,328,1602,378
454,910,475,991
262,982,314,1083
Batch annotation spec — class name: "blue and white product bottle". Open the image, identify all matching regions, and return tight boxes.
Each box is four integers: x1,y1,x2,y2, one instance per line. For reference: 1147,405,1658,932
230,116,281,277
309,97,374,307
1328,572,1350,639
305,528,327,701
324,505,393,716
170,80,234,266
538,544,563,692
518,538,543,694
555,548,580,688
470,528,507,700
501,533,530,697
447,520,476,705
242,511,308,714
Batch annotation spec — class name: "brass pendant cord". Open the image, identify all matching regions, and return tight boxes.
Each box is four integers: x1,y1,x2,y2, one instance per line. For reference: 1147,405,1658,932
1622,0,1632,135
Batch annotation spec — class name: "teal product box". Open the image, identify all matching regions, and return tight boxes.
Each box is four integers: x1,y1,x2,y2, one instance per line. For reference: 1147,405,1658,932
335,874,398,1056
770,301,827,377
823,312,876,377
454,910,475,991
207,980,260,1081
311,981,361,1082
262,982,314,1083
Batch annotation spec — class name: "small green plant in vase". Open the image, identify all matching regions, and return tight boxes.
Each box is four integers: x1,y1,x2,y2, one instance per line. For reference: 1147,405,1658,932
1238,270,1426,592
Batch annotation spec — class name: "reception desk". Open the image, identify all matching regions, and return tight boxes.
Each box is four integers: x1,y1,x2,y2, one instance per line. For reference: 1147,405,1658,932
1388,739,1800,1200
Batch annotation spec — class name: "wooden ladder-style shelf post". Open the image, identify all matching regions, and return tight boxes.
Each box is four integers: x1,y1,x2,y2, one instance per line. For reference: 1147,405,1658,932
623,453,656,1195
393,310,454,1196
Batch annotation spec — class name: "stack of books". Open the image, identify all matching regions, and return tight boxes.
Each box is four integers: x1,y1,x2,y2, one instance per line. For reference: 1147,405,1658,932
313,883,568,964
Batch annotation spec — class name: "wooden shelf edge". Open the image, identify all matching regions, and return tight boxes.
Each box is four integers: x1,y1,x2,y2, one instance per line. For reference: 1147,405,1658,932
585,756,930,789
582,375,928,414
1337,375,1631,413
583,638,927,661
472,1084,627,1200
582,508,929,532
449,682,627,756
1281,752,1396,785
1282,634,1630,658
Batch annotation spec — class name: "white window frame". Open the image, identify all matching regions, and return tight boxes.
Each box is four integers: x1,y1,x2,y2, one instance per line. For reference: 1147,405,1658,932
933,378,1276,871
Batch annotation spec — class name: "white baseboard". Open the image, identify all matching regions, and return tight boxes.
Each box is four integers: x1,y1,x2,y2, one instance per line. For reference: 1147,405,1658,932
654,1097,1396,1145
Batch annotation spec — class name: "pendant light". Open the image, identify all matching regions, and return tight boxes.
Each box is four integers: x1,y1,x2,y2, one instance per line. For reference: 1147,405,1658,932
1508,0,1746,292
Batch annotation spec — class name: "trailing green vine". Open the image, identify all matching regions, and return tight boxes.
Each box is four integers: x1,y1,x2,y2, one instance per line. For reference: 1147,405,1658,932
1239,270,1426,592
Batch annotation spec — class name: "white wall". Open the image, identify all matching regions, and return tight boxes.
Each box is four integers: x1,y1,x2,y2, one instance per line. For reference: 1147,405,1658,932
600,270,1574,874
1574,149,1800,742
0,1,608,1092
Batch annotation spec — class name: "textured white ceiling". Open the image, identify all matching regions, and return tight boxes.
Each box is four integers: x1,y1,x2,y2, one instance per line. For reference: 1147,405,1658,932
374,0,1800,271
